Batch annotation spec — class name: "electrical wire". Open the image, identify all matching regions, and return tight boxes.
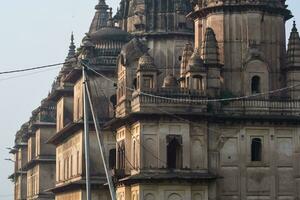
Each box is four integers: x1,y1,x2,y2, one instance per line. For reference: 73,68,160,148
0,66,61,82
84,63,300,103
86,73,137,171
86,72,169,169
0,61,71,75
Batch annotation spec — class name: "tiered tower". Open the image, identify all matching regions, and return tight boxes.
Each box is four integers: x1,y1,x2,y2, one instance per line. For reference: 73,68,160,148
190,0,292,96
115,0,194,78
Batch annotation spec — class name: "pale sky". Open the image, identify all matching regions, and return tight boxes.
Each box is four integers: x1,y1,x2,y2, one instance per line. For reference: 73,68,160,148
0,0,298,199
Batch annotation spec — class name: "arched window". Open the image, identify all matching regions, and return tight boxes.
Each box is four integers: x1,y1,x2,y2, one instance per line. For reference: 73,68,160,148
133,78,137,90
133,140,136,168
251,138,262,161
109,149,116,169
117,142,125,169
167,136,183,169
193,75,203,91
143,75,154,89
251,76,261,94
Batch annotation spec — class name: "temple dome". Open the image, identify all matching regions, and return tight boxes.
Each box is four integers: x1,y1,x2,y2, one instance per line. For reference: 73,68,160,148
163,74,178,88
187,48,205,72
90,27,132,42
139,53,154,66
137,53,158,71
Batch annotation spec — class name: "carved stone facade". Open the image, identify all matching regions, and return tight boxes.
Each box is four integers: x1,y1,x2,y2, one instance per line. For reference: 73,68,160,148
9,0,300,200
115,0,194,78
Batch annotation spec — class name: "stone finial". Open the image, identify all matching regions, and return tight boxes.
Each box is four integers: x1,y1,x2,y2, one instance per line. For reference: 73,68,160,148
287,21,300,67
65,32,76,61
202,27,219,64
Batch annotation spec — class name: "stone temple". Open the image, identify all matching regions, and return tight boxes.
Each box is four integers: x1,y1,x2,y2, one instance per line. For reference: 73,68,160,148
9,0,300,200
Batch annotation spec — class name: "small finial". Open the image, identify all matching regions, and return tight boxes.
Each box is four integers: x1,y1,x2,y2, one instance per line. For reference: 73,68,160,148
107,7,114,27
66,32,76,61
292,20,298,32
71,32,74,44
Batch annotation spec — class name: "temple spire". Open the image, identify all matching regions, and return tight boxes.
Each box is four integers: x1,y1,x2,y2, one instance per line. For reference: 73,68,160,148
89,0,109,33
66,32,76,61
107,8,114,27
287,21,300,67
202,27,219,64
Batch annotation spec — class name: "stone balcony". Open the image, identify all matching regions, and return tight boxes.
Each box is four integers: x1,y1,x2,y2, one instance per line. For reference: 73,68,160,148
131,89,300,118
131,88,208,114
31,103,56,124
220,98,300,116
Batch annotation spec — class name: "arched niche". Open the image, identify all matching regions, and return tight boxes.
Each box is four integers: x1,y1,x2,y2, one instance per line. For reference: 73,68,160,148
144,193,155,200
193,193,203,200
243,59,269,97
191,139,204,169
168,193,183,200
143,138,158,168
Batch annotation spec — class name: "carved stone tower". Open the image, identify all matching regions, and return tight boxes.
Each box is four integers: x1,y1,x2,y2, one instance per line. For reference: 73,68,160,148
115,0,195,78
190,0,292,96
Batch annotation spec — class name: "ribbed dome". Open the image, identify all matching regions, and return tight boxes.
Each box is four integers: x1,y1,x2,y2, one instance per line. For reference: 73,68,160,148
163,74,178,88
90,27,132,42
187,48,204,72
287,21,300,67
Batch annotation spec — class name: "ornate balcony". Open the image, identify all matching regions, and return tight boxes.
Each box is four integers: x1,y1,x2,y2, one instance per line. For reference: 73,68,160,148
131,88,300,118
220,98,300,116
131,88,207,114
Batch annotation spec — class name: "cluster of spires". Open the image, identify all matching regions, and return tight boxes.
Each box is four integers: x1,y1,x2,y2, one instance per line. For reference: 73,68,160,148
61,1,300,89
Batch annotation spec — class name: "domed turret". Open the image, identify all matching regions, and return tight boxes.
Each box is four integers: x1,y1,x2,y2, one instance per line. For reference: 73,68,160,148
138,53,156,70
163,74,178,88
187,48,205,72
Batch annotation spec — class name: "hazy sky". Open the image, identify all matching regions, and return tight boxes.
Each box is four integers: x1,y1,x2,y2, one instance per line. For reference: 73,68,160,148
0,0,298,199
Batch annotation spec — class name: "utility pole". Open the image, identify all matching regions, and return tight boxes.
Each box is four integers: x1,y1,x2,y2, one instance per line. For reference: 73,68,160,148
82,64,91,200
82,63,116,200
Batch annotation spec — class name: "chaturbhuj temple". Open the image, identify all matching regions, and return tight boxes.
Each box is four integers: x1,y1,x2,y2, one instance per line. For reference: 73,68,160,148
8,0,300,199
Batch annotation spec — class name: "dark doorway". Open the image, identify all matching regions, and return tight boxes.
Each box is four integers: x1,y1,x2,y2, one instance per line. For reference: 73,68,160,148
109,149,116,169
167,136,182,169
251,76,261,94
251,138,262,161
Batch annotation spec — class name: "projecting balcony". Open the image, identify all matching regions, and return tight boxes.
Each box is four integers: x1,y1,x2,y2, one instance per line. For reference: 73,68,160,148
131,88,300,118
131,88,207,114
219,98,300,117
32,103,56,124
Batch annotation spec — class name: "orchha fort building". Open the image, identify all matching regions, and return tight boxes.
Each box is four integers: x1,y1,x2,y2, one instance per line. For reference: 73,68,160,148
8,0,300,199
